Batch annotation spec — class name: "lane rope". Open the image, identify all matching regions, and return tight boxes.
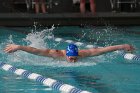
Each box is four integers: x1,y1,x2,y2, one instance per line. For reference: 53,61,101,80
0,62,92,93
47,35,140,61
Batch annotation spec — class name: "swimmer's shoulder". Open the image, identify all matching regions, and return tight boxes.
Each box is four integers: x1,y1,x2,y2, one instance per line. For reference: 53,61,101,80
53,49,66,57
78,49,91,57
60,50,66,57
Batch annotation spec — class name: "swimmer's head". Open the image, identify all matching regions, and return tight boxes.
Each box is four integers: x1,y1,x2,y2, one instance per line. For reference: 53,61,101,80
66,44,78,56
66,44,78,62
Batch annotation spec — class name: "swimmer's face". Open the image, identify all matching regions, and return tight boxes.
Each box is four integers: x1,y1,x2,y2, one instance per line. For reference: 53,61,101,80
66,56,78,62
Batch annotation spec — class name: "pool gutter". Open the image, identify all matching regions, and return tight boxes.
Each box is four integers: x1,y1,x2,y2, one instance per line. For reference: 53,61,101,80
0,12,140,27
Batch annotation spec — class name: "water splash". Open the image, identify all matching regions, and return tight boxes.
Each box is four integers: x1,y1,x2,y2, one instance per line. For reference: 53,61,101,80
9,27,99,67
3,26,120,67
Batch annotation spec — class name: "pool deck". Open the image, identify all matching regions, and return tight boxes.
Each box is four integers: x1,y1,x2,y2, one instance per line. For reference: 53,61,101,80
0,12,140,27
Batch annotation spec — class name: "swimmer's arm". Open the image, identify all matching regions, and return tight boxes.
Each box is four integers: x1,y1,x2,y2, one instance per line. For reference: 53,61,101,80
19,45,52,56
4,44,52,56
79,44,134,57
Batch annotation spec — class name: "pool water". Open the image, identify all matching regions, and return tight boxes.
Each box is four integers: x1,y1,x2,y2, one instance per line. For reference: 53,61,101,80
0,26,140,93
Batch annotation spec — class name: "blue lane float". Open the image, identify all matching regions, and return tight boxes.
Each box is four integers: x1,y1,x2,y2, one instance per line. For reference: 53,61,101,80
47,36,140,61
0,62,92,93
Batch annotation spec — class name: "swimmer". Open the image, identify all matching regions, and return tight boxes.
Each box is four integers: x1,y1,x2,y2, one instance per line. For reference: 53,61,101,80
4,44,134,62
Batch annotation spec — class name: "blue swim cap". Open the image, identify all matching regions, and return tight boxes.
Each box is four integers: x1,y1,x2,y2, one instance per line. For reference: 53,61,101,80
66,44,78,56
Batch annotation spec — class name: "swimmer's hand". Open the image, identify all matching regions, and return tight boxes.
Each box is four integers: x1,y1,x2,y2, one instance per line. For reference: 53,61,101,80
123,44,135,53
4,44,20,53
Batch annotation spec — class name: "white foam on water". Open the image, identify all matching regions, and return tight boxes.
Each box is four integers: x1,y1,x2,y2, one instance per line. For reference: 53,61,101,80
11,51,98,67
